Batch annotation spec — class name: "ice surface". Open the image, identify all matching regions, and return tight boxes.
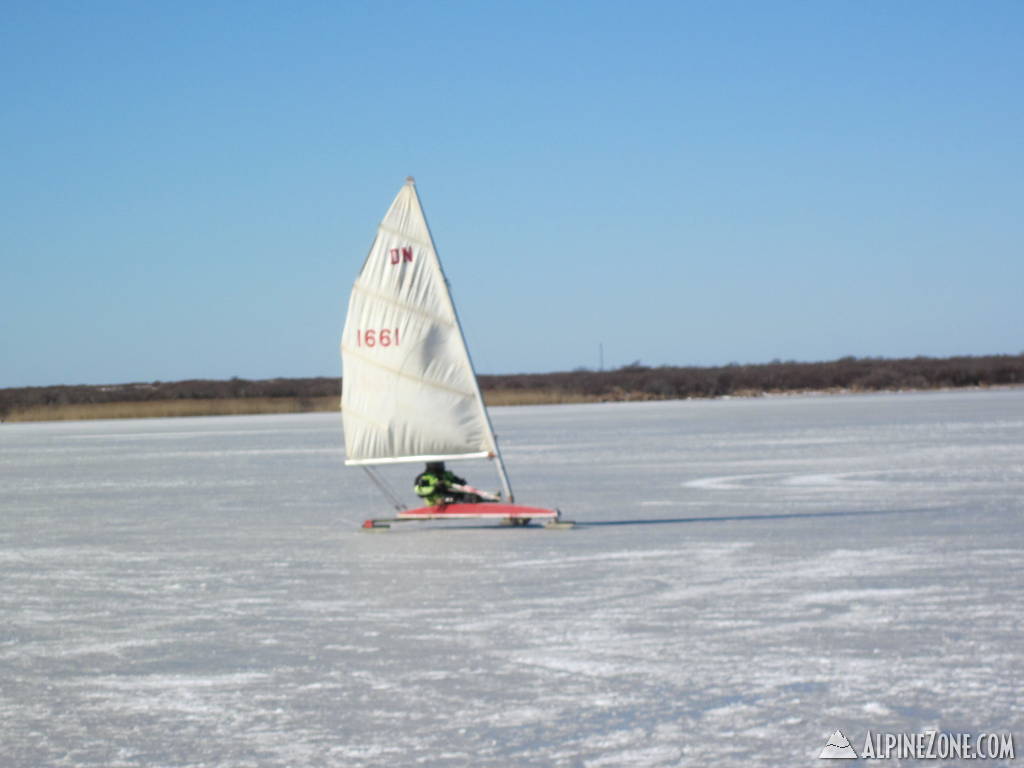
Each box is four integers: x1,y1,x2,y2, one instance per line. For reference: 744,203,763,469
1,390,1022,766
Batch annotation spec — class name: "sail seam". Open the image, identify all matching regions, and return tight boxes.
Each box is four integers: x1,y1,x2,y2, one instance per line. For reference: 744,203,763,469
341,345,477,399
350,282,457,329
345,452,491,466
377,224,434,250
338,398,389,433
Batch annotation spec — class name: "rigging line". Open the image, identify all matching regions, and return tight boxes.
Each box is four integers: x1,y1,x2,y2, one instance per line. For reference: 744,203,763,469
362,466,408,511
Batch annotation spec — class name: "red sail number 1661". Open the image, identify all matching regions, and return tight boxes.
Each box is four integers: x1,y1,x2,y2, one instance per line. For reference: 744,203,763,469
356,328,400,348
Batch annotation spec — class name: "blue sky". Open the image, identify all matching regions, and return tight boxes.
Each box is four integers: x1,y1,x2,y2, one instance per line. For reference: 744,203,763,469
3,1,1022,387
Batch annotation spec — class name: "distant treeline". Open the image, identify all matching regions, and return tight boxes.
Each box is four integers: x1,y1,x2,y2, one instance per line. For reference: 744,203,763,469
483,354,1024,400
3,355,1023,419
0,377,339,419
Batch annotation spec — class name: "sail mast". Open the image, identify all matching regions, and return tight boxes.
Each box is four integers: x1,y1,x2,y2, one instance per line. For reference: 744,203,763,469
406,177,516,503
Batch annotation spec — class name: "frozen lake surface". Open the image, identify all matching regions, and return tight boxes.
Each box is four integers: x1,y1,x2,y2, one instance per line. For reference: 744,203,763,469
2,390,1022,767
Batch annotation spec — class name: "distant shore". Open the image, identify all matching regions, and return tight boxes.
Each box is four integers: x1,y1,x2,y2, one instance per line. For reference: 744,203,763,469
3,354,1022,422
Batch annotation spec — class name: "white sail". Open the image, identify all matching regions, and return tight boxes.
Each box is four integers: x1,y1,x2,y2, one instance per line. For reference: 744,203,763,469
340,178,502,474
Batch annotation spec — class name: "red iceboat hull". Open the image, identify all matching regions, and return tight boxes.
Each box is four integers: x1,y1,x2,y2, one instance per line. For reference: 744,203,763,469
397,503,559,521
361,503,562,529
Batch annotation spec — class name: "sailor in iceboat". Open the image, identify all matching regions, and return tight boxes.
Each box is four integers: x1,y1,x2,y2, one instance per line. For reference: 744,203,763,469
413,462,500,507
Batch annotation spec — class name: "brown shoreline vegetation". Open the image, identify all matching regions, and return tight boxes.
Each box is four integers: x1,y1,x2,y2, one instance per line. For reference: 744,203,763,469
2,354,1022,423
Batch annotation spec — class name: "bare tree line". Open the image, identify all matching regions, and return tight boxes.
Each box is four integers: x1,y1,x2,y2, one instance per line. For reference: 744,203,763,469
487,354,1024,400
3,355,1022,419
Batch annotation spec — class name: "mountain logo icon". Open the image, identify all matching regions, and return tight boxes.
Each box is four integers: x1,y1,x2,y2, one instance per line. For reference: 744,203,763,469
820,729,858,759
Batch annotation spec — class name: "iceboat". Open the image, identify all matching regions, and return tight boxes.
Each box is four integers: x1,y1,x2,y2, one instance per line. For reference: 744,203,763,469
340,177,570,530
